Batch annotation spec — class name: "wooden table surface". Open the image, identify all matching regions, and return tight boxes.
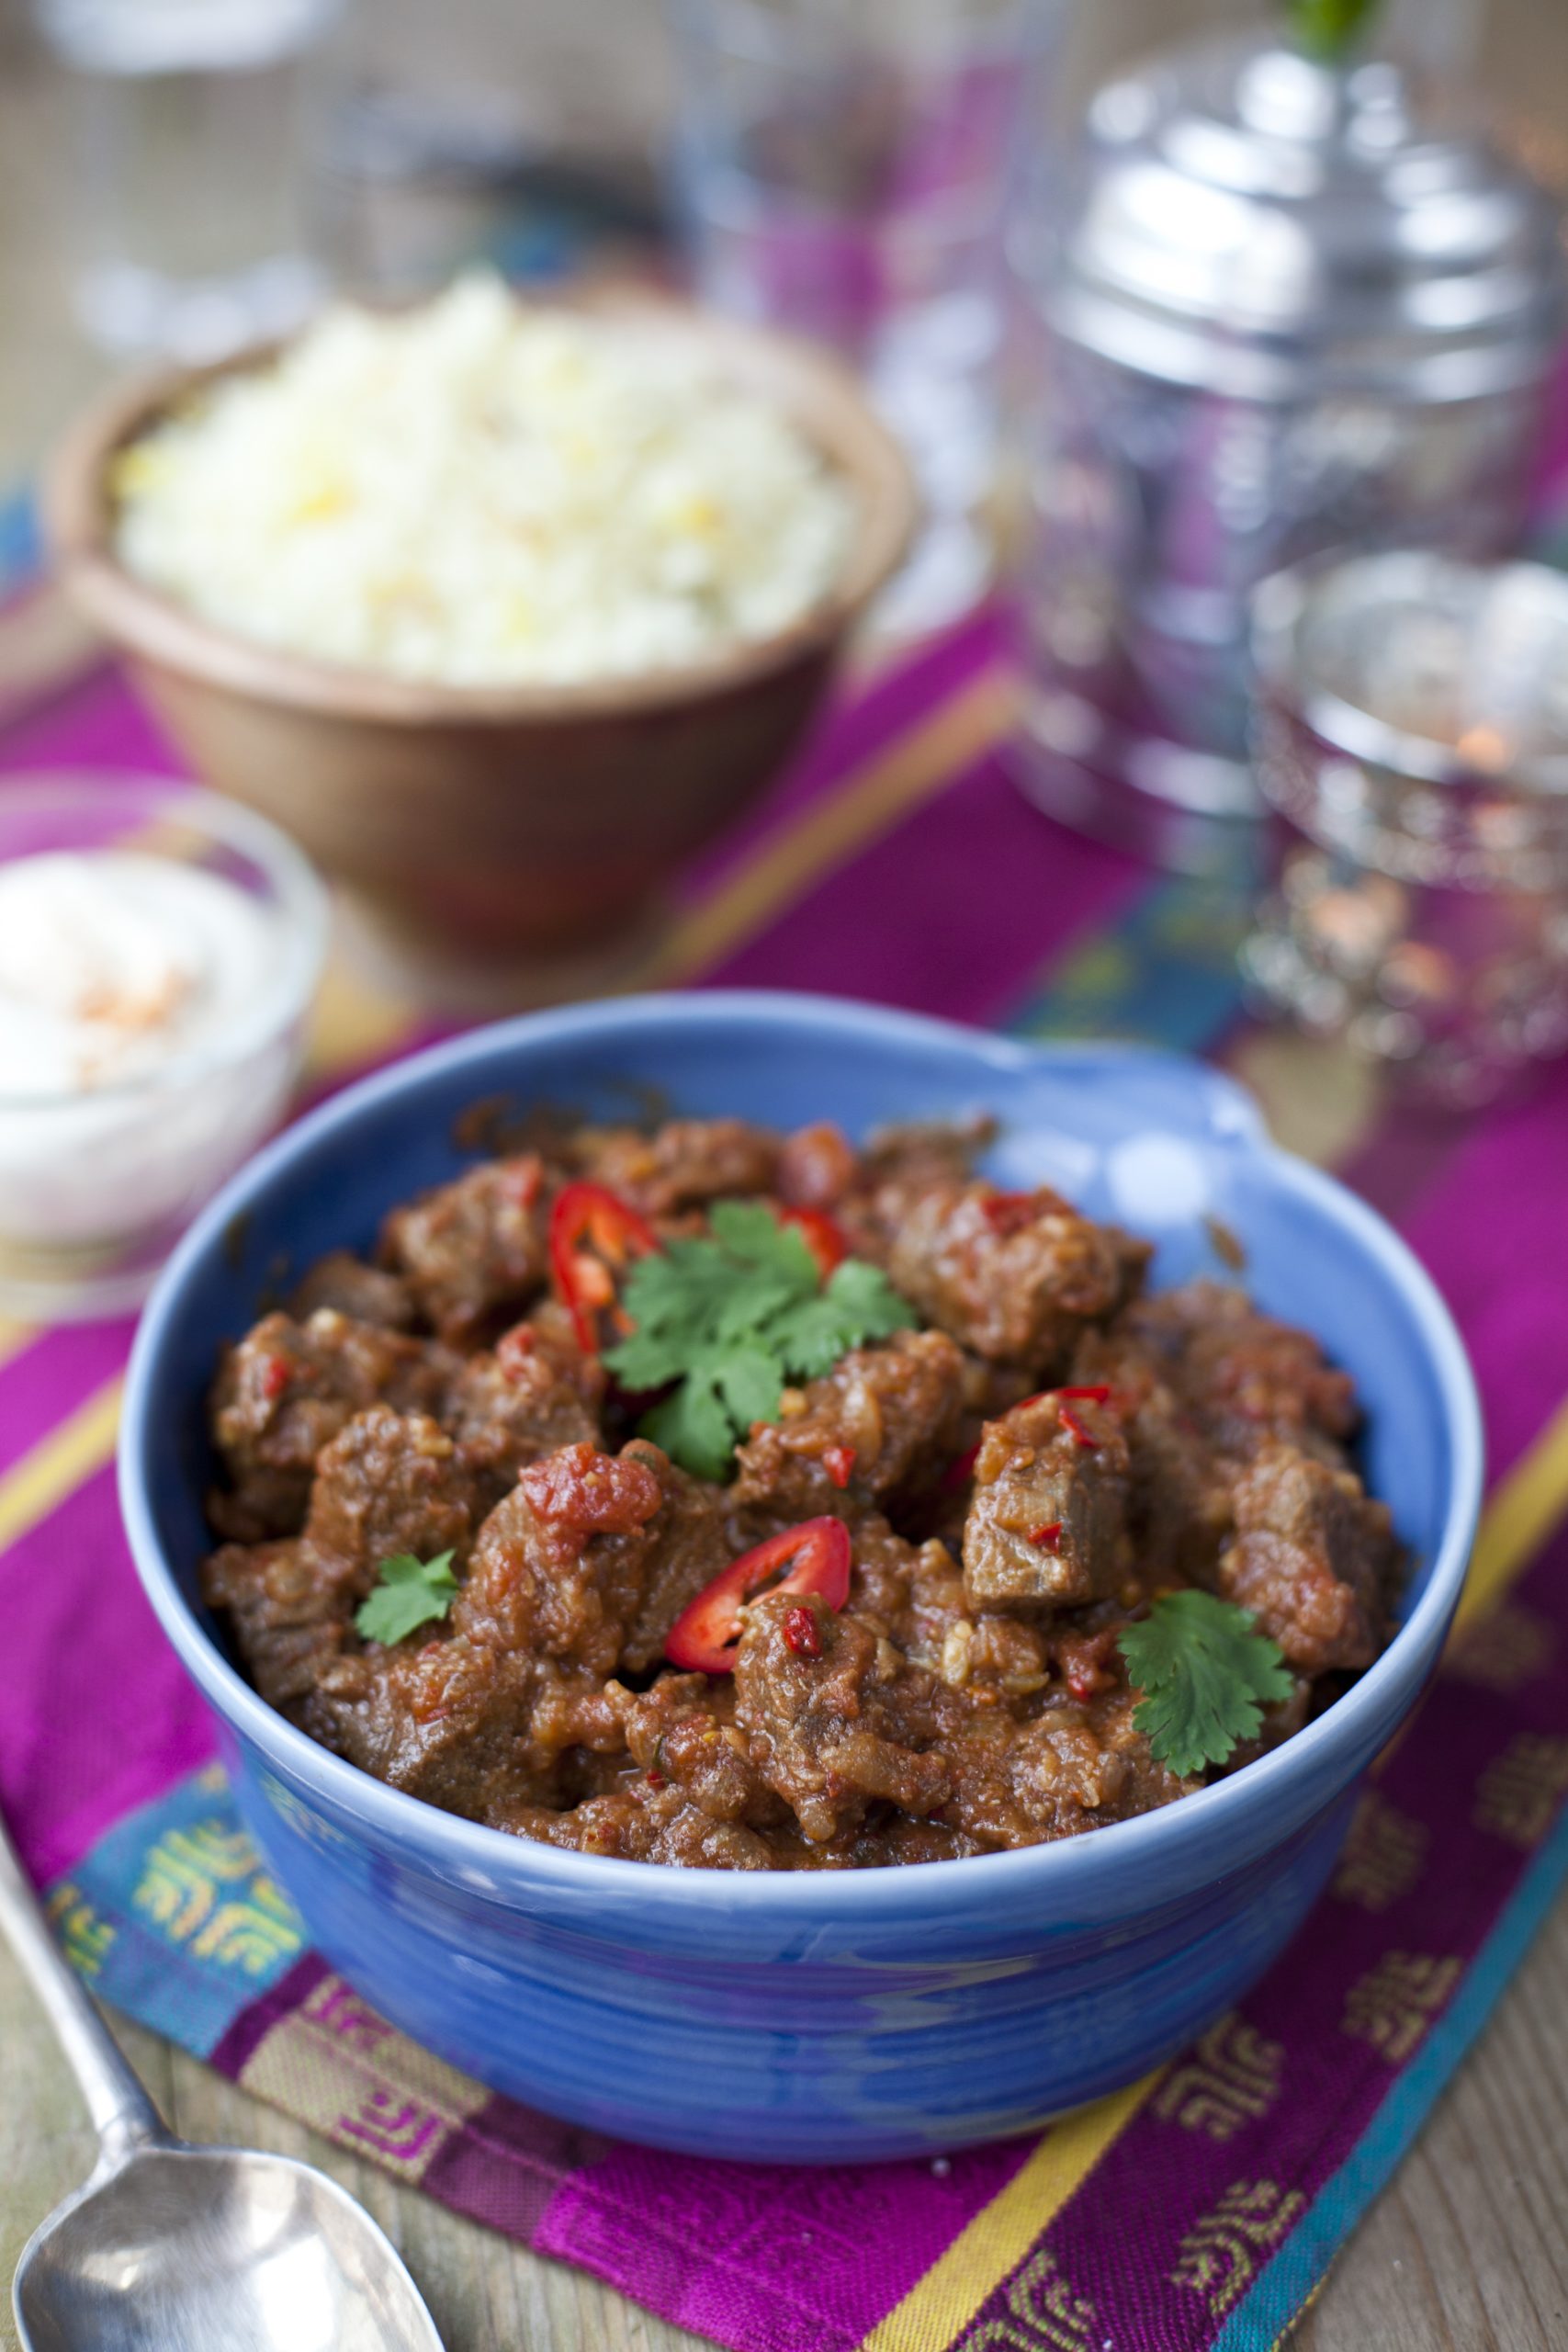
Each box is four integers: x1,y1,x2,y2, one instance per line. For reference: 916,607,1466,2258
5,5,1568,2346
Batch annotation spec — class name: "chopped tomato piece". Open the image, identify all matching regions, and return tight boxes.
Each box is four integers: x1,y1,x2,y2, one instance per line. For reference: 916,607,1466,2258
777,1204,850,1277
547,1182,658,1353
782,1603,823,1659
664,1517,852,1675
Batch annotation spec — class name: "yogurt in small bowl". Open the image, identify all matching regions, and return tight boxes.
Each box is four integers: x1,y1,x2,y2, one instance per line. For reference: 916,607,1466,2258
0,777,326,1317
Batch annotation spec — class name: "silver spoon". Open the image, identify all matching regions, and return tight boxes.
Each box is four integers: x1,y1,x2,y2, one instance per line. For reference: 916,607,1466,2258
1,1799,445,2351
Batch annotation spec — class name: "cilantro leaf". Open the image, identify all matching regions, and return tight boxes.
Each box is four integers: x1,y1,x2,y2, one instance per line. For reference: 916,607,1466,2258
773,1259,913,1381
355,1550,458,1646
604,1207,916,1481
1118,1591,1293,1779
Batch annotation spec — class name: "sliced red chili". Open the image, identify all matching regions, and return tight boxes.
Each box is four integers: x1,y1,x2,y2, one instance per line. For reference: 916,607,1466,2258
1029,1521,1063,1550
822,1442,857,1490
258,1353,291,1404
547,1182,659,1353
664,1517,852,1676
1056,1385,1111,1405
777,1204,850,1277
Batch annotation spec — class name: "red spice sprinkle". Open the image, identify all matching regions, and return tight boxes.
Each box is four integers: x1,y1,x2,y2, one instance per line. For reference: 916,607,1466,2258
1029,1521,1063,1551
822,1443,857,1490
496,1324,536,1379
980,1191,1035,1230
1058,1404,1099,1451
1056,1385,1111,1405
783,1604,823,1660
1066,1670,1097,1704
259,1354,291,1404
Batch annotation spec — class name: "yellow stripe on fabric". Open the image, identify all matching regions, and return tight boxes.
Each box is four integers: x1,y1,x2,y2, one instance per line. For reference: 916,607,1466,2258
305,948,422,1080
858,2075,1156,2352
0,1320,34,1374
0,1374,123,1556
1456,1389,1568,1631
640,666,1012,989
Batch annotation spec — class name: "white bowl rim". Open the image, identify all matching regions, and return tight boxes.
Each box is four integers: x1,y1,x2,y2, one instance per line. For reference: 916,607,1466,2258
119,989,1485,1919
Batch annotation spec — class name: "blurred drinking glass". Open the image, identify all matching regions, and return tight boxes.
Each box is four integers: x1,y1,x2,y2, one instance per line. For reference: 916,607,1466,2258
34,0,343,362
669,0,1065,637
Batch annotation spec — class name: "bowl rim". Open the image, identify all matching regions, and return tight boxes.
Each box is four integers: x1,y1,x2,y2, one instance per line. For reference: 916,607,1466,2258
0,774,330,1113
119,989,1485,1918
44,288,920,725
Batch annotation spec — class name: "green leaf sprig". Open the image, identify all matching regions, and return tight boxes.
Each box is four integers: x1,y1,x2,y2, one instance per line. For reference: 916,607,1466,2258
1288,0,1382,63
604,1200,913,1482
355,1550,458,1646
1118,1591,1293,1779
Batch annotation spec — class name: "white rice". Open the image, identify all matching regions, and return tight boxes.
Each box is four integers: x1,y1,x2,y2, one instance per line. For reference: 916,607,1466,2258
112,275,855,688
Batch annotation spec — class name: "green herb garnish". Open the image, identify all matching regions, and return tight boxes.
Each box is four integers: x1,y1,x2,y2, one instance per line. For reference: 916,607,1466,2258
355,1550,458,1646
1118,1591,1293,1778
604,1200,912,1482
1289,0,1382,62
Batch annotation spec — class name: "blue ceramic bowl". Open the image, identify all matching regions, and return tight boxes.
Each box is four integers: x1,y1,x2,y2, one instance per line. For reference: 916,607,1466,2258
120,992,1483,2163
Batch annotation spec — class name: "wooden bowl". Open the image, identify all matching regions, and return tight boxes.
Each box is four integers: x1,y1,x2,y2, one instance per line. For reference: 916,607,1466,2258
43,293,918,993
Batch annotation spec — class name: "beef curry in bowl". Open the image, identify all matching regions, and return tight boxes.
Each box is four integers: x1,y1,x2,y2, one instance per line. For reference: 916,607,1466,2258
203,1109,1404,1871
120,994,1479,2158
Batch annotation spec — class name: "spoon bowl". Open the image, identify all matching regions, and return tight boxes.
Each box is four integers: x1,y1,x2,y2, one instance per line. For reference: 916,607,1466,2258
1,1793,445,2352
15,2139,444,2352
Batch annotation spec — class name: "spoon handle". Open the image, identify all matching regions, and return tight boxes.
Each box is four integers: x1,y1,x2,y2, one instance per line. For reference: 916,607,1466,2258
0,1797,164,2164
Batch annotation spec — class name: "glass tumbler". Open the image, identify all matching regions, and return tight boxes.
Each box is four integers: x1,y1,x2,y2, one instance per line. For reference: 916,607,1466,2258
669,0,1066,637
34,0,344,361
1242,553,1568,1103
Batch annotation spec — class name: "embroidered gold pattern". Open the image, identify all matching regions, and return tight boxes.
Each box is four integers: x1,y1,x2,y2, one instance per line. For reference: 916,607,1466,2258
1333,1793,1429,1913
47,1883,116,1979
1152,2014,1284,2140
1342,1952,1461,2063
1170,2179,1306,2317
1474,1733,1568,1849
1443,1604,1556,1692
963,2247,1100,2351
133,1817,303,1973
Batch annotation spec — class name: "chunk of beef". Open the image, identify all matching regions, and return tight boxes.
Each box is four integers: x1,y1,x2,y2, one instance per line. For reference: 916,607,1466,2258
1072,1326,1235,1582
309,1635,613,1820
879,1180,1145,1369
1219,1442,1397,1674
210,1309,451,1539
441,1309,604,1509
1129,1283,1358,1466
379,1154,547,1343
618,1459,736,1675
624,1673,775,1824
731,1329,967,1521
452,1440,667,1677
502,1781,776,1868
288,1251,416,1330
938,1694,1187,1849
962,1393,1132,1608
570,1119,780,1217
733,1591,953,1845
302,1405,481,1577
202,1537,359,1717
